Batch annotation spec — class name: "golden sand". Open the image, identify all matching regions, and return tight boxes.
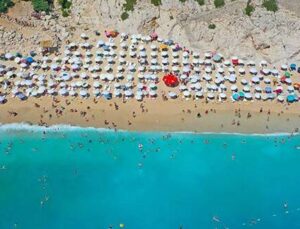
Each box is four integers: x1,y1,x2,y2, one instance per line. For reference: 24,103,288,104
1,97,299,133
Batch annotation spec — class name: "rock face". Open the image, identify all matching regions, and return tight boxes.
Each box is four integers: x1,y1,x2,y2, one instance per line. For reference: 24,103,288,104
1,0,300,64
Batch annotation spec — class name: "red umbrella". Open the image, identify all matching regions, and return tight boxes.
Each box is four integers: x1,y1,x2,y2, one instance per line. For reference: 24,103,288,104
163,74,179,87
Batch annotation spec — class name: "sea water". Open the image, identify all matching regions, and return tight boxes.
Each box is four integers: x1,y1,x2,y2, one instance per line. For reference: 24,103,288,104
0,126,300,229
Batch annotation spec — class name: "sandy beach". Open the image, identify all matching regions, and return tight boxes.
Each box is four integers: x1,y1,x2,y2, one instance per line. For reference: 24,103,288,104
0,96,299,133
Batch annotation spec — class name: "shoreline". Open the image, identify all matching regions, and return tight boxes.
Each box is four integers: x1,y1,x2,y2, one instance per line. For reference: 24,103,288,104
0,97,299,134
0,122,299,136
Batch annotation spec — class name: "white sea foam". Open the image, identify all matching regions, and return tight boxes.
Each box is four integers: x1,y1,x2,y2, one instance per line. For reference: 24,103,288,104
0,123,298,137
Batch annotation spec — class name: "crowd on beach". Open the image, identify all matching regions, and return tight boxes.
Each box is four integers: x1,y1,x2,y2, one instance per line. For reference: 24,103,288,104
0,29,299,105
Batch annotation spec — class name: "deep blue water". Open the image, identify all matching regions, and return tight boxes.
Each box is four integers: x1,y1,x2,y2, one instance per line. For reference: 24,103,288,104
0,127,300,229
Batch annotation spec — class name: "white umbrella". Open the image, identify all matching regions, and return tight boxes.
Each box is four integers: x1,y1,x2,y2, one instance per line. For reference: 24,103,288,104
281,64,288,70
59,88,68,96
183,90,191,97
207,92,215,99
79,90,88,97
219,93,226,99
252,76,260,83
168,92,177,98
195,91,203,98
231,85,238,91
93,81,100,88
249,68,257,75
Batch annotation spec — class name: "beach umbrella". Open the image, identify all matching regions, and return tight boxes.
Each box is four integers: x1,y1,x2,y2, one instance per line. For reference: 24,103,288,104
231,85,238,92
238,68,245,74
281,64,288,70
113,89,121,97
204,52,211,59
0,95,5,104
207,92,215,99
228,67,235,73
168,91,177,99
255,93,261,100
251,76,260,83
219,93,226,99
245,93,252,100
241,79,248,85
213,54,222,62
5,53,13,60
205,67,212,73
232,93,240,101
255,86,262,92
249,68,257,75
117,65,124,72
183,66,190,73
204,59,211,65
149,90,157,97
224,60,231,66
183,90,191,97
93,81,101,88
264,78,271,84
228,75,236,83
287,86,294,92
124,90,133,97
265,86,272,93
163,74,179,87
271,69,279,76
195,91,203,98
243,86,250,92
260,60,268,66
277,95,284,102
79,90,88,97
59,88,68,96
262,68,270,75
287,94,296,103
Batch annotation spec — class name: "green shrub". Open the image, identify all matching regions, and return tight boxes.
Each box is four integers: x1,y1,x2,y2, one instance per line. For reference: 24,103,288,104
32,0,51,12
195,0,205,6
214,0,225,8
151,0,161,6
62,9,69,17
0,0,14,13
123,0,137,11
208,23,216,29
121,11,129,20
262,0,278,12
244,0,255,16
179,0,187,2
58,0,72,9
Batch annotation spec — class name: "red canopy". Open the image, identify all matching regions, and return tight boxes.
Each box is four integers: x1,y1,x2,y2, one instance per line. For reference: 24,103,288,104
163,74,179,87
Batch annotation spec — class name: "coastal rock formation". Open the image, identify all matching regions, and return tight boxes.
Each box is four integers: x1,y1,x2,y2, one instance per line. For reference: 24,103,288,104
1,0,300,64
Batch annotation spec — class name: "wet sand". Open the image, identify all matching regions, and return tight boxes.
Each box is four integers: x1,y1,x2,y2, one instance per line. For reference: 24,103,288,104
0,97,299,133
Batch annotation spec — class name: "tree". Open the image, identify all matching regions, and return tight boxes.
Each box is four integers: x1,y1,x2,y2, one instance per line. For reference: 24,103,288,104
214,0,225,8
262,0,278,12
31,0,51,12
0,0,14,13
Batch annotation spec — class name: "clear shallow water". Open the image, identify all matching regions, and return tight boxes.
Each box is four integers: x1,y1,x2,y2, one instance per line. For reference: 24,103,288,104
0,127,300,229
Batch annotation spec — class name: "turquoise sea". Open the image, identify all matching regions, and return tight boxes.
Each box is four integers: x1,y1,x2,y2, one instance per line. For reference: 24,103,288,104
0,126,300,229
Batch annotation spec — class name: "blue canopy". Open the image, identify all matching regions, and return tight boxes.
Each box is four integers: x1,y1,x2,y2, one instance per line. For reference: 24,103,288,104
26,57,34,64
287,94,295,102
16,93,27,100
265,86,272,93
232,93,240,101
164,40,174,46
213,54,222,62
290,64,297,71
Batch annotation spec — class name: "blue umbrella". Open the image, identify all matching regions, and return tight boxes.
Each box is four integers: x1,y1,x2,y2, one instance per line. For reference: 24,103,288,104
232,93,240,101
265,86,272,93
239,91,245,97
26,57,34,64
287,94,295,103
213,54,222,62
290,64,297,71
